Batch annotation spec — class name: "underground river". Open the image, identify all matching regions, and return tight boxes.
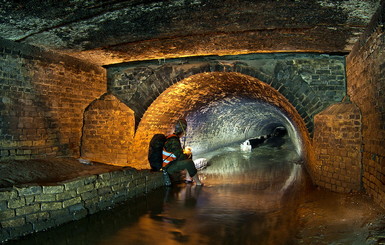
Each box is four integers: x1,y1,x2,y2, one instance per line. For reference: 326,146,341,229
7,138,385,245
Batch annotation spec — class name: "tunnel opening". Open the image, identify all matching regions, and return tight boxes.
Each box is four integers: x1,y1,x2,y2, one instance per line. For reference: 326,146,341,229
128,68,313,243
132,71,310,175
243,125,287,150
184,96,301,156
185,95,303,193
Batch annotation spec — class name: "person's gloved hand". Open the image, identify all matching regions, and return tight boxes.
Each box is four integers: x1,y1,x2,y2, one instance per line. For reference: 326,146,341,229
183,147,193,159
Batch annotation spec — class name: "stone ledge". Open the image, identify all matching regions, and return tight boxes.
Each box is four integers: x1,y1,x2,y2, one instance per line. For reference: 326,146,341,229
0,168,163,243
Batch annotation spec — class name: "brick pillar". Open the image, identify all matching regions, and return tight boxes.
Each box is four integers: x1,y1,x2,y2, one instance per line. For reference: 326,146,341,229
313,102,362,192
81,94,135,166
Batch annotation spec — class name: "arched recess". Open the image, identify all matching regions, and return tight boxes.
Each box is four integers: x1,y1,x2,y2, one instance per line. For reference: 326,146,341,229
81,93,135,165
130,72,314,178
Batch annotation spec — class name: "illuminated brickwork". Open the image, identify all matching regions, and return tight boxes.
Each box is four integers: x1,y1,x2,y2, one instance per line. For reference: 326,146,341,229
346,2,385,208
0,38,106,160
81,94,135,165
313,103,362,192
107,54,346,177
0,2,383,209
107,53,346,135
130,72,311,171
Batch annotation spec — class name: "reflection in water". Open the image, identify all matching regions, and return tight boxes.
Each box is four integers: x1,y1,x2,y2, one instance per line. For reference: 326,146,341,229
10,138,307,245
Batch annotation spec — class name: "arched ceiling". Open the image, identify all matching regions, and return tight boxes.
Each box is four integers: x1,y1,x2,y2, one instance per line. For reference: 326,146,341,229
131,72,307,168
186,96,298,153
0,0,380,66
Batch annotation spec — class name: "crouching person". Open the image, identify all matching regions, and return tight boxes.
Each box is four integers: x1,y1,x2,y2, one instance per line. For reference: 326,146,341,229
162,119,203,186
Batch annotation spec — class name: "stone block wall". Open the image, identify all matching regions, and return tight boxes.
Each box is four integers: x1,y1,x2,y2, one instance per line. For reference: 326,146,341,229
346,2,385,207
313,103,362,193
0,38,106,160
81,94,135,165
0,169,163,243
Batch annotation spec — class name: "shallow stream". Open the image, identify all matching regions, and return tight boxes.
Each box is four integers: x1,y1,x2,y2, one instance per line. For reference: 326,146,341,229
8,139,385,245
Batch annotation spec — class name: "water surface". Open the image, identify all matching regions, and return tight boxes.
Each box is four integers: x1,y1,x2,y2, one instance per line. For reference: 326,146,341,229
11,139,310,245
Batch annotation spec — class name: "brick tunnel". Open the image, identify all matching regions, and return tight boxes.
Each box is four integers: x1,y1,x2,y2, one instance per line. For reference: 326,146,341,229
132,72,308,168
0,0,384,242
80,52,360,194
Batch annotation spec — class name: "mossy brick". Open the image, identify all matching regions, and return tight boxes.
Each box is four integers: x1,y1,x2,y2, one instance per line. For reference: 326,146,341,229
25,212,49,223
53,214,73,226
97,187,112,195
0,190,17,200
1,217,25,228
110,170,126,179
16,203,40,216
62,197,82,208
72,208,88,221
80,190,98,201
108,177,121,186
95,179,110,188
35,194,56,202
25,196,35,205
33,219,56,232
111,183,126,192
8,198,26,209
0,200,7,211
77,183,95,194
98,192,114,202
126,181,133,188
83,175,97,185
98,172,112,180
122,168,136,176
8,223,33,239
135,177,147,186
114,189,128,198
49,209,69,219
42,185,64,194
0,209,15,220
16,186,42,196
68,203,85,213
55,190,77,201
147,174,163,181
119,176,133,183
41,202,62,211
84,197,99,214
62,179,85,191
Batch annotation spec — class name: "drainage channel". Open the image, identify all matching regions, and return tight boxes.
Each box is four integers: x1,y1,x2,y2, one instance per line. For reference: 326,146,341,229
7,139,384,245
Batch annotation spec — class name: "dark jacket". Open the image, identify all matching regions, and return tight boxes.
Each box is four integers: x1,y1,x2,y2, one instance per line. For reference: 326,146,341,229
163,134,188,162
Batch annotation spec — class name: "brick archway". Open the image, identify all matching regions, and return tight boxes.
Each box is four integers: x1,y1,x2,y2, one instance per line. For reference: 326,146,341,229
108,54,344,137
130,72,314,178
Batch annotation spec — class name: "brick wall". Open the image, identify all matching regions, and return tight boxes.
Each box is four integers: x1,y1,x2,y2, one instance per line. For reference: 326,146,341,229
0,38,106,160
107,53,346,135
0,169,163,242
346,2,385,207
313,103,362,192
81,94,135,165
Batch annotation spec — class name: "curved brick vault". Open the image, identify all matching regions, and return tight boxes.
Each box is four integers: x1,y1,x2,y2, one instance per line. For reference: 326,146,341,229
108,54,346,138
131,72,312,173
